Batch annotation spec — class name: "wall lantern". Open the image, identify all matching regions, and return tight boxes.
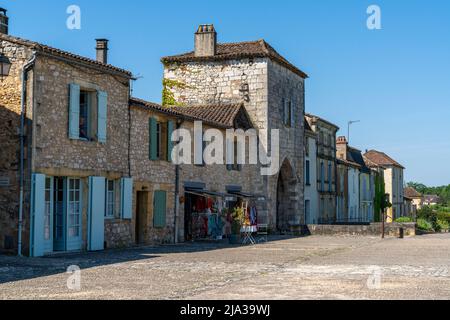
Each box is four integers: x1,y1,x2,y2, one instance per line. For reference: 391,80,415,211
0,53,12,79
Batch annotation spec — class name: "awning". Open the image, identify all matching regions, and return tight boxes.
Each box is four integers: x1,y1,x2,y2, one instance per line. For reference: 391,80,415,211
184,189,227,199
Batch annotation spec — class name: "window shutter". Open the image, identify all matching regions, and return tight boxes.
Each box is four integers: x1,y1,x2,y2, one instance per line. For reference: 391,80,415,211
30,173,46,257
306,160,310,185
153,191,167,228
88,177,106,251
97,90,108,143
167,120,174,162
69,84,80,140
149,117,158,160
120,178,133,219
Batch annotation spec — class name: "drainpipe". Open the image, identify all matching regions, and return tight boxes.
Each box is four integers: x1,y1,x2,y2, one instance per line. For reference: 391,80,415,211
18,52,37,257
173,120,182,244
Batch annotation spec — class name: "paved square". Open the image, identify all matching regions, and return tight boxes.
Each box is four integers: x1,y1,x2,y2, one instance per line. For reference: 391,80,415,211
1,234,449,300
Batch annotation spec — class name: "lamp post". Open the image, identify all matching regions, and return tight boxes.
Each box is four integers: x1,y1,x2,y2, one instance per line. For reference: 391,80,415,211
347,120,361,144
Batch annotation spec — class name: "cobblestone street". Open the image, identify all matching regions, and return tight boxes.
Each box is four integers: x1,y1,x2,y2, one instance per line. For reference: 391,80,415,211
1,234,450,300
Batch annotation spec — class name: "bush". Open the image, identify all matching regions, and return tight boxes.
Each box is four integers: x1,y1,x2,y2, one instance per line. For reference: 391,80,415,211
417,219,433,232
437,219,450,231
395,217,412,223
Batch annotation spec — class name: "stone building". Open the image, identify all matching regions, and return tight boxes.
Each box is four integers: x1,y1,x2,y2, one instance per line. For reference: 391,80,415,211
130,98,260,243
336,137,361,223
305,114,339,224
364,150,405,222
404,187,423,212
304,119,318,224
161,25,308,232
0,22,136,255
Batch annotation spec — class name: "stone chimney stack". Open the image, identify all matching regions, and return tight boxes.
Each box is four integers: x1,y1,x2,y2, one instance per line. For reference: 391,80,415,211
336,136,348,160
195,24,217,57
0,8,9,35
96,39,109,64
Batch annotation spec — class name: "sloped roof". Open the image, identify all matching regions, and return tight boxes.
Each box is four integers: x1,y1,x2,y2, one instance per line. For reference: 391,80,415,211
130,98,251,129
161,40,308,79
0,33,132,77
364,150,405,169
404,187,423,199
348,146,371,174
305,113,340,130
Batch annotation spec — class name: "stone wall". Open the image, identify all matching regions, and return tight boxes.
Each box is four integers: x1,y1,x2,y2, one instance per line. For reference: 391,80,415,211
163,57,306,232
0,37,34,253
267,60,305,228
307,222,417,237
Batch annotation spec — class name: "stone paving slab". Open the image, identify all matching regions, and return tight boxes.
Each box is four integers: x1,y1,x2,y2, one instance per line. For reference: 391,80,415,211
0,234,449,300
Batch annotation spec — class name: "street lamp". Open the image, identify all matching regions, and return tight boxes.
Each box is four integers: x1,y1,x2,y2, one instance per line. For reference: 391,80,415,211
0,52,12,80
347,120,361,144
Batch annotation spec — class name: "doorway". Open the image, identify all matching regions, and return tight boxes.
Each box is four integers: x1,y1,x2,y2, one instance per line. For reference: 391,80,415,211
136,191,149,245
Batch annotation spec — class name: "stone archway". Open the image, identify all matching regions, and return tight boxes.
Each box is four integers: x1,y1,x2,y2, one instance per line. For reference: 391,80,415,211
276,159,298,232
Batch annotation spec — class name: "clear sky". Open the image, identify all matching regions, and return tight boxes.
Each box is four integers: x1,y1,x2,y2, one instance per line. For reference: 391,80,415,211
3,0,450,186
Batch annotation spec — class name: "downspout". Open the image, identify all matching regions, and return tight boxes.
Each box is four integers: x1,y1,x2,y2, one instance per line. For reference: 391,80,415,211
18,52,37,257
173,120,182,244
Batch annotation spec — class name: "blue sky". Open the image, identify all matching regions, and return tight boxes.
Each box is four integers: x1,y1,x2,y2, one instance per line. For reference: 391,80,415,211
3,0,450,186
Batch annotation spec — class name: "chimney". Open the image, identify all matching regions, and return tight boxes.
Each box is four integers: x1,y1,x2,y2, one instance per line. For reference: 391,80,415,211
195,24,217,57
0,8,8,35
336,136,348,160
96,39,109,64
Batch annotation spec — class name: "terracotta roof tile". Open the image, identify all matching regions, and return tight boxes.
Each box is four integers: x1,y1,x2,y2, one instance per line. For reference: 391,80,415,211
363,150,405,169
404,187,423,198
130,98,249,129
161,40,308,79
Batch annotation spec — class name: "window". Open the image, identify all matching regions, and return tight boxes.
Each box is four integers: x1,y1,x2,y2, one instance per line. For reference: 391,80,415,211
68,178,81,238
227,140,242,171
105,180,115,218
79,91,91,140
44,177,52,241
149,118,174,162
282,99,292,127
305,160,310,185
69,84,107,142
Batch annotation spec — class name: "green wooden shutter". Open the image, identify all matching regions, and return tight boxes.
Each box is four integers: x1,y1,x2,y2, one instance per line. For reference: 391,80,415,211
153,190,167,228
149,117,158,160
69,84,80,139
120,177,133,220
97,91,108,143
167,120,174,162
30,173,46,257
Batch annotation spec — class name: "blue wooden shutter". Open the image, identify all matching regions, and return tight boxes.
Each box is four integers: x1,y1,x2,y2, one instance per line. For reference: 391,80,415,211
88,177,106,251
121,178,133,219
97,91,108,143
149,117,158,160
153,191,167,228
30,173,46,257
167,120,174,162
69,84,80,139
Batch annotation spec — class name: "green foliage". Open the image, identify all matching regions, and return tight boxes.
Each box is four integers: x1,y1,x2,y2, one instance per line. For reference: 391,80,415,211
417,219,433,232
231,207,244,235
395,217,412,223
162,79,189,106
374,173,387,222
437,219,450,231
407,182,450,206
